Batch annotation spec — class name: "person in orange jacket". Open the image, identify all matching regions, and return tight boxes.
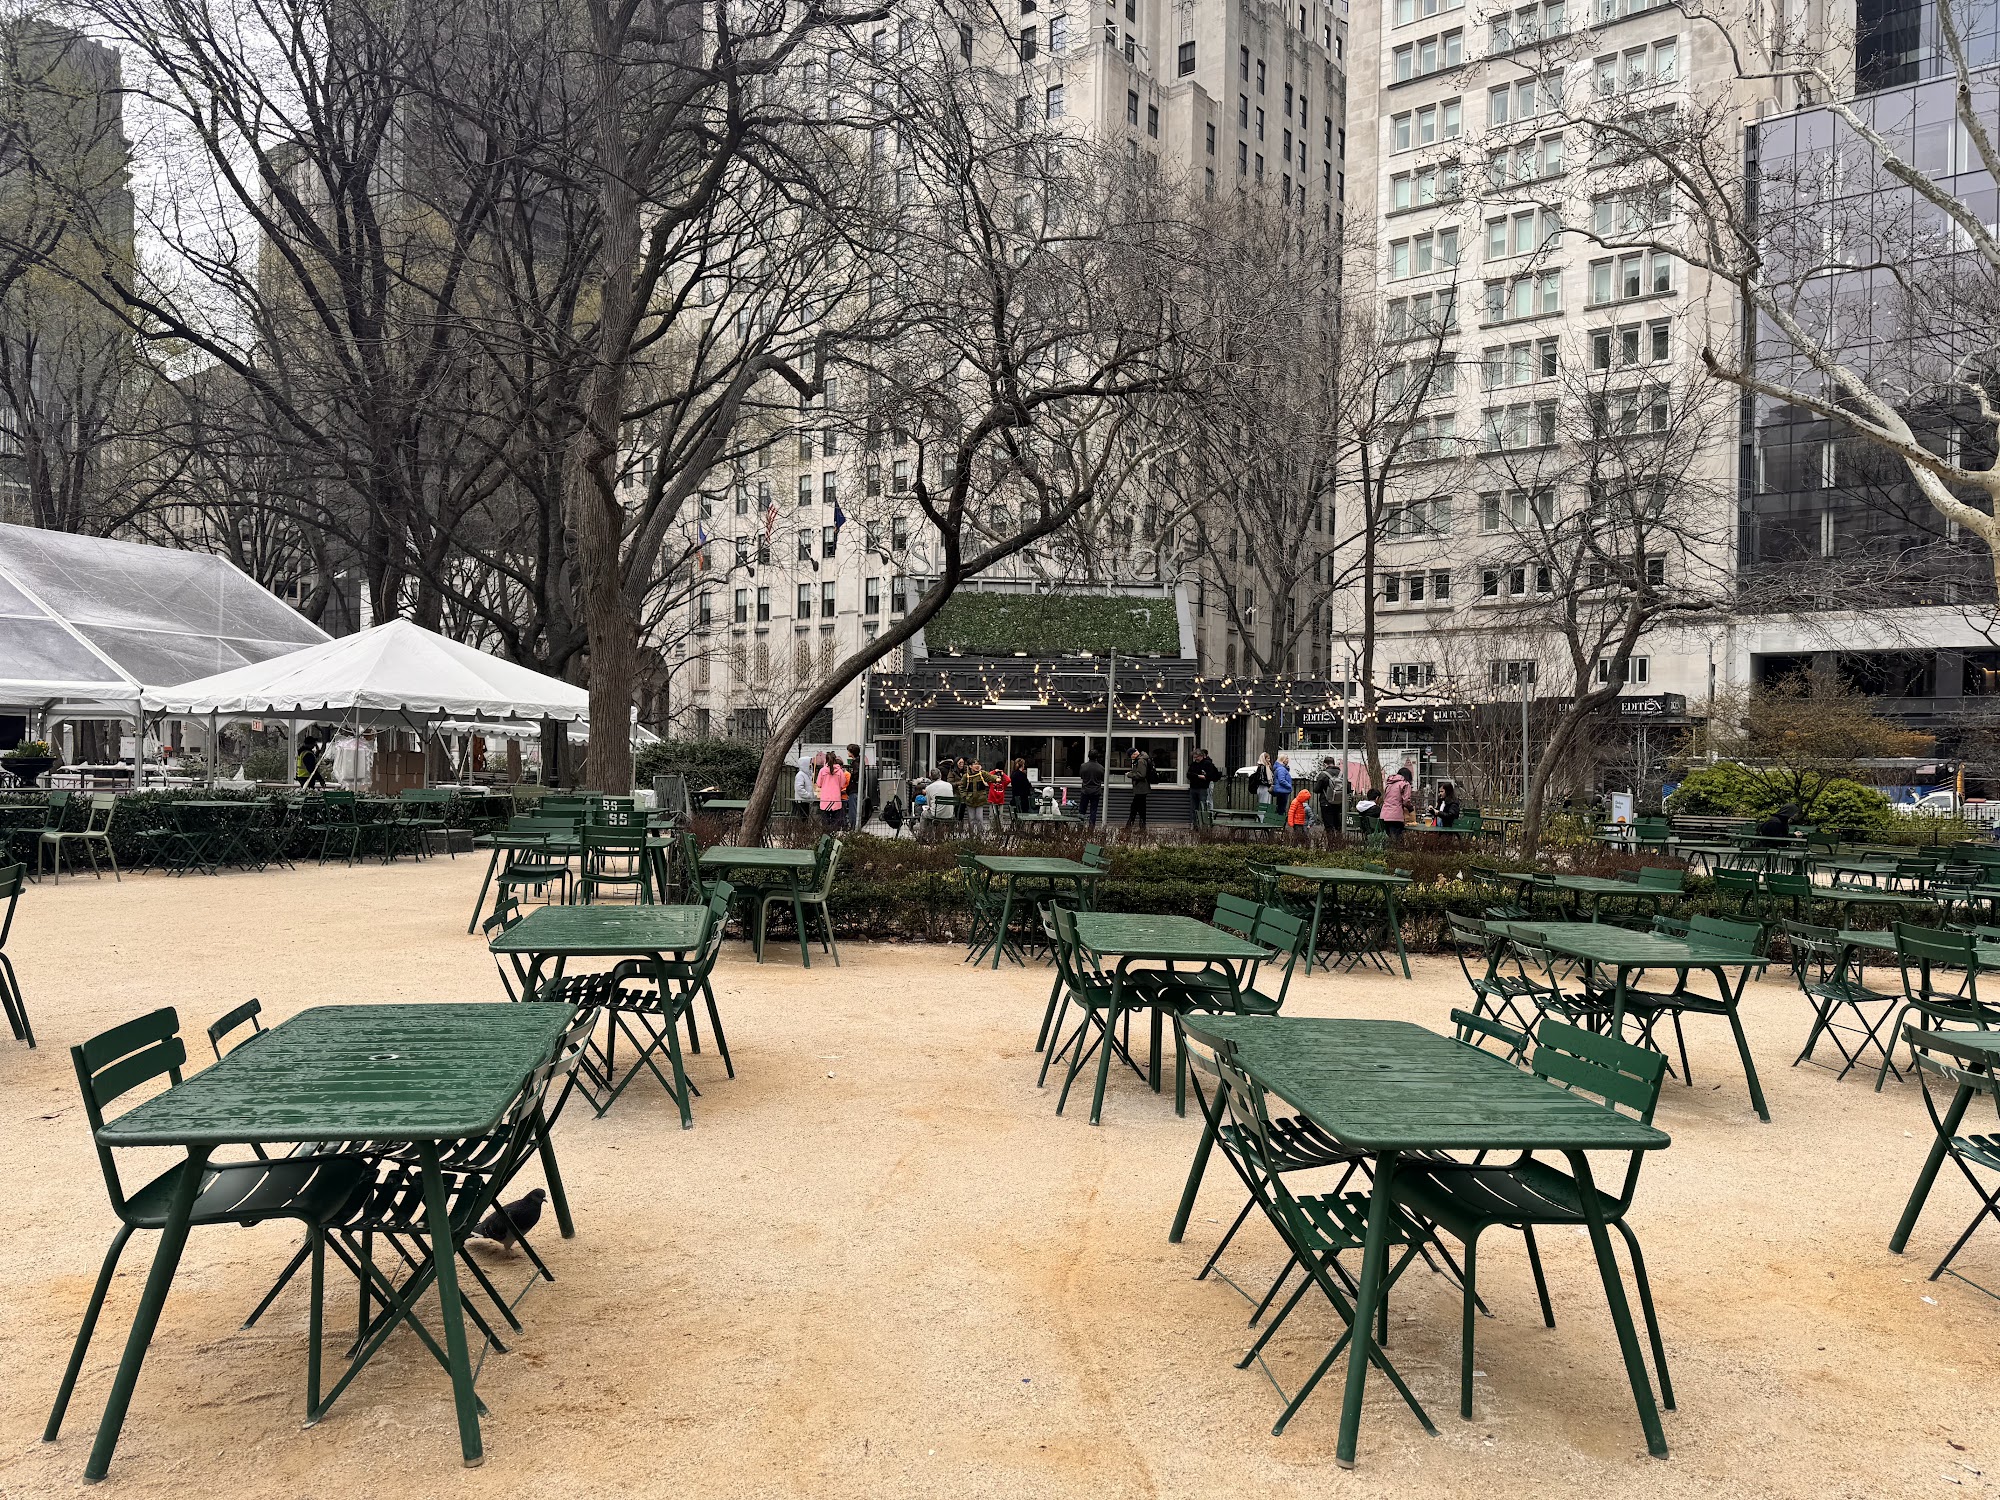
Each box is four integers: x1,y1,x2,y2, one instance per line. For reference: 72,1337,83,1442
1286,783,1313,844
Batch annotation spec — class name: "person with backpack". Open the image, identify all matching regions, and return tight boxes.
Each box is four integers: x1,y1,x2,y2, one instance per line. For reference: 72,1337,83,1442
1187,747,1223,828
1286,781,1314,844
1122,747,1152,834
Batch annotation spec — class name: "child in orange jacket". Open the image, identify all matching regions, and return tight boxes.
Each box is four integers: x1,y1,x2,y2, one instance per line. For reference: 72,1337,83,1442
1286,784,1313,843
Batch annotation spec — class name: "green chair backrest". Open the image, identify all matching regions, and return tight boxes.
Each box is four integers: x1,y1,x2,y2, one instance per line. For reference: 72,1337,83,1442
1450,1006,1528,1061
1251,904,1307,1006
1081,842,1110,870
1715,868,1761,895
1631,865,1684,891
813,837,845,898
1444,911,1491,949
401,788,452,804
581,825,646,853
1765,873,1812,899
1651,914,1691,937
205,998,265,1059
1212,891,1260,940
43,789,72,827
1687,914,1762,951
71,1007,186,1215
83,793,117,831
1897,922,1977,970
1904,1024,2000,1099
1531,1018,1668,1127
0,861,21,947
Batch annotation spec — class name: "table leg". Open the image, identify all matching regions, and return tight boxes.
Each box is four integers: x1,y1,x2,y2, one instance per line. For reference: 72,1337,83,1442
1388,890,1410,978
1715,963,1769,1122
991,878,1015,971
1892,1081,1975,1252
467,846,502,934
1091,966,1128,1126
533,1104,575,1238
1306,885,1327,975
792,876,810,969
1148,1005,1163,1094
1335,1150,1399,1469
83,1145,212,1483
419,1144,484,1467
1564,1150,1668,1458
1170,1068,1230,1243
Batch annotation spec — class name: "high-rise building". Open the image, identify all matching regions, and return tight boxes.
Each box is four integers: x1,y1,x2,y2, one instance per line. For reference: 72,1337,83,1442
667,0,1347,767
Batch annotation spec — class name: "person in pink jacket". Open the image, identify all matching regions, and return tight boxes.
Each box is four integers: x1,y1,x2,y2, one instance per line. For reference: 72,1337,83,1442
816,751,846,830
1378,767,1415,845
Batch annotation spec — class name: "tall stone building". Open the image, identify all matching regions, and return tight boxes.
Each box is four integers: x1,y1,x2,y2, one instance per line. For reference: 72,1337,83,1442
665,0,1347,778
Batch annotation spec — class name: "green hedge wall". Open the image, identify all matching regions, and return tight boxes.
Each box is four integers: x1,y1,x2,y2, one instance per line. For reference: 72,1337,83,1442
923,592,1179,657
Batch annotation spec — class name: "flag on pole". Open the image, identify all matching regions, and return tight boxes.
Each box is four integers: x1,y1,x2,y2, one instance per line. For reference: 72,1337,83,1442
832,500,847,554
764,492,778,543
696,524,709,571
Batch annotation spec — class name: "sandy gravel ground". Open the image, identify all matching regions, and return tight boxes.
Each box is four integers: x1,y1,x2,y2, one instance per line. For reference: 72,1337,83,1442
0,858,1996,1499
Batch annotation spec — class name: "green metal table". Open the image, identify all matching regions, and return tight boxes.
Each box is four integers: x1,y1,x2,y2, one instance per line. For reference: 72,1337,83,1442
697,846,818,965
1175,1015,1671,1467
1809,884,1940,926
1488,919,1770,1120
1891,1027,2000,1260
971,854,1104,969
84,1003,572,1481
696,798,750,815
1069,913,1267,1125
170,800,264,873
1665,839,1738,874
1266,865,1411,977
1835,928,2000,967
1538,873,1682,922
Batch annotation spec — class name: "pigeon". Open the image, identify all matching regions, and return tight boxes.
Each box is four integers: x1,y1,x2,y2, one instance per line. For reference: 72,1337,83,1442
469,1188,545,1249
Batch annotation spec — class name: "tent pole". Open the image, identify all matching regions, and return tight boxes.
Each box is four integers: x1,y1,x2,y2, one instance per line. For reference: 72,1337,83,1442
288,716,299,789
208,711,219,787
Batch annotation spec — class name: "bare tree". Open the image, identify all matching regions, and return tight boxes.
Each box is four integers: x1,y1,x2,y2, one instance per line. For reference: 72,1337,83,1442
734,16,1194,837
1448,313,1733,852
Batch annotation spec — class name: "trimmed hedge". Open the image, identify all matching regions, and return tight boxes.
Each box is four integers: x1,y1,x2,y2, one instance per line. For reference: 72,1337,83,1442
634,739,764,796
924,591,1179,657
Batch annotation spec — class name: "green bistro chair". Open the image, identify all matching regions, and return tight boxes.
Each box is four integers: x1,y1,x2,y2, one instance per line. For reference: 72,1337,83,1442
46,1009,375,1447
324,1014,595,1365
482,893,534,1001
1712,867,1764,919
1449,1005,1531,1065
1899,1025,2000,1284
579,825,652,905
1390,1019,1673,1424
592,886,735,1127
1782,921,1900,1082
1194,1025,1435,1439
1080,842,1111,871
1763,871,1819,922
760,835,843,966
394,788,456,857
1445,913,1555,1035
497,816,576,906
1881,925,2000,1091
1612,913,1763,1093
1040,904,1146,1117
1174,1018,1373,1302
0,862,29,1046
307,790,363,865
40,793,119,883
958,852,1006,965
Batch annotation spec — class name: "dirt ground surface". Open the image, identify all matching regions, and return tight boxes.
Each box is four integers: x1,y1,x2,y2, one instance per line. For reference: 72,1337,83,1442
0,857,1996,1499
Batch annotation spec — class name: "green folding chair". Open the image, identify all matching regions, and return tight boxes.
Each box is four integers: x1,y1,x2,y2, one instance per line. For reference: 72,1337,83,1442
579,825,651,904
594,886,736,1127
761,835,843,965
1782,921,1899,1081
1882,924,2000,1091
40,793,119,882
0,862,29,1047
46,1009,375,1446
1196,1024,1435,1438
1899,1024,2000,1284
1390,1019,1673,1423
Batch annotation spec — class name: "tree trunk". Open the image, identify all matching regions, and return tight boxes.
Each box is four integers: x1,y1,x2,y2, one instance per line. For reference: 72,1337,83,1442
1519,700,1596,860
567,0,640,794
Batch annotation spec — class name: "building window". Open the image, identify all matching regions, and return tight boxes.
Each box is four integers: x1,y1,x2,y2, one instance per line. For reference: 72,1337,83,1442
756,587,771,623
891,574,908,613
797,530,813,563
1178,39,1196,73
864,577,881,614
822,471,838,506
1256,57,1267,91
1045,84,1065,117
732,588,748,624
1127,89,1140,125
1147,103,1159,137
821,581,837,617
822,525,836,559
1596,656,1651,685
797,583,813,620
797,475,813,507
891,458,910,493
1018,23,1038,58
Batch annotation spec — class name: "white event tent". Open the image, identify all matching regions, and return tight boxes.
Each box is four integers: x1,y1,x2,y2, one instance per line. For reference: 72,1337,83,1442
142,618,648,779
0,522,329,719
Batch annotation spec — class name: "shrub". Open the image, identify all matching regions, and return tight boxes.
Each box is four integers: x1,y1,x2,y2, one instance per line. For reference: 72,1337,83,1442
1667,760,1892,830
634,738,764,795
242,746,291,783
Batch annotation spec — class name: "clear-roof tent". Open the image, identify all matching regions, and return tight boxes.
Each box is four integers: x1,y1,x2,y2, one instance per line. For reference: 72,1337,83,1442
0,523,328,714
